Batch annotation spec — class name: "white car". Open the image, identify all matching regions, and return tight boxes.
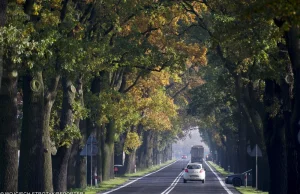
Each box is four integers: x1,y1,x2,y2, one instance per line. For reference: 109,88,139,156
182,163,206,183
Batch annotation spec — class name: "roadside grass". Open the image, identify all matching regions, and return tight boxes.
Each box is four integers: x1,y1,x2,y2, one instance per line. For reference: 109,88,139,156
207,161,268,194
70,159,176,194
207,161,231,176
236,186,268,194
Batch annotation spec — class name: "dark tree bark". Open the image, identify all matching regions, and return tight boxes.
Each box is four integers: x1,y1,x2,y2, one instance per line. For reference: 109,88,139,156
0,63,18,192
285,26,300,194
152,135,159,165
90,75,103,184
0,0,7,27
18,72,45,192
67,141,79,189
19,72,59,192
96,124,104,183
102,120,116,180
73,118,87,189
52,76,76,192
263,79,287,194
137,130,154,169
124,150,136,174
93,71,117,181
67,76,86,190
42,75,60,192
234,75,248,173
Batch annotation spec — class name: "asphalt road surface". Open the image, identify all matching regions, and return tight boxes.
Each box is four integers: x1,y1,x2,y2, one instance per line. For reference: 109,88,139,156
101,160,240,194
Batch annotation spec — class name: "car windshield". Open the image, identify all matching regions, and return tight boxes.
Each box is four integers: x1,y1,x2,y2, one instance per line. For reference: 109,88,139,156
187,164,201,169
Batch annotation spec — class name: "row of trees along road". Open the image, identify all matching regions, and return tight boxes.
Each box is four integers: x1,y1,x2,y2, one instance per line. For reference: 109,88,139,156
187,1,300,194
1,0,300,194
0,0,207,192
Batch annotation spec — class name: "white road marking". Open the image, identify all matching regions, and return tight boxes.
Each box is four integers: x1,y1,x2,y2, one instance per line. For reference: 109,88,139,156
161,171,184,194
101,160,178,194
205,161,233,194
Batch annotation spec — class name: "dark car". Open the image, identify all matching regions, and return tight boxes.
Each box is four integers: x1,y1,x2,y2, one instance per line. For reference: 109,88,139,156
225,170,252,187
181,155,188,159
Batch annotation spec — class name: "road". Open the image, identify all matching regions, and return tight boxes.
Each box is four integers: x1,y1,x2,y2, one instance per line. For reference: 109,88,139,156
101,160,240,194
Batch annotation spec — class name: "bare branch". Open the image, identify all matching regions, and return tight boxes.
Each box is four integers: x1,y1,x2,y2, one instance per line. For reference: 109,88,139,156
172,82,189,99
122,72,142,93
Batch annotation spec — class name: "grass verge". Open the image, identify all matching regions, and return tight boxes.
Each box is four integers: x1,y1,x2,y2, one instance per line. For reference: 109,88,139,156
70,159,176,194
207,161,268,194
207,161,231,176
236,187,268,194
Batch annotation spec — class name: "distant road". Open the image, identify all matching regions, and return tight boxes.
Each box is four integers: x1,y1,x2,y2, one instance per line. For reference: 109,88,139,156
101,159,240,194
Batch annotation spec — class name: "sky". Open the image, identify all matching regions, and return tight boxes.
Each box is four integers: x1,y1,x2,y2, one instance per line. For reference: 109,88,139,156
172,129,210,159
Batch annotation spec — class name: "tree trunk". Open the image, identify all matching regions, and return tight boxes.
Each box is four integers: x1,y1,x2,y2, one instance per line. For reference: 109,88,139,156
52,76,76,192
167,143,172,161
96,124,104,184
0,0,7,27
114,134,125,166
18,72,46,192
102,120,116,181
42,75,60,192
152,135,158,165
75,151,87,188
74,118,87,188
263,79,287,194
124,150,136,174
0,64,18,192
285,26,300,194
234,75,248,173
68,76,86,190
90,75,103,184
67,141,79,189
137,130,154,169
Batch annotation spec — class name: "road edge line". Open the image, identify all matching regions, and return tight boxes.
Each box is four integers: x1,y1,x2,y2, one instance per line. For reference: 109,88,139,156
205,160,233,194
101,160,178,194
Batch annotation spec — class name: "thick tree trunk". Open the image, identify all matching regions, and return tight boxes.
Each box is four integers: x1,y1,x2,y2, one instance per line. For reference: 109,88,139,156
0,65,18,192
137,130,154,169
0,0,7,27
19,73,59,192
19,72,45,192
90,76,104,184
168,143,172,160
68,76,86,189
263,79,287,194
291,68,300,194
285,26,300,194
67,141,79,189
102,120,116,180
152,135,158,165
75,150,87,188
124,150,136,174
52,76,76,192
96,124,104,184
74,119,87,189
234,75,248,173
42,75,60,192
